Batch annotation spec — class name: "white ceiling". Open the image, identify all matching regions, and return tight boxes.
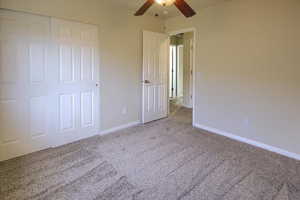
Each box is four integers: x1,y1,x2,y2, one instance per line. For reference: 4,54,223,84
110,0,227,19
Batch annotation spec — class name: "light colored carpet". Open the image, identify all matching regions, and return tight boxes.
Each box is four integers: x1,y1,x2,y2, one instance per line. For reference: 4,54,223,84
1,107,300,200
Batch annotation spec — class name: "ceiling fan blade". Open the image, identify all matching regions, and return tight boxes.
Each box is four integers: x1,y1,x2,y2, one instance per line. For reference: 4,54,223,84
135,0,155,16
174,0,196,18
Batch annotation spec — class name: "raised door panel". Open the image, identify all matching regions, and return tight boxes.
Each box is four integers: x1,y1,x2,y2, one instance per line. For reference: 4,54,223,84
0,100,26,160
81,46,94,81
0,100,21,144
59,94,76,133
29,97,47,138
157,85,166,113
81,91,94,128
59,45,74,83
72,46,82,81
0,41,19,83
29,43,46,83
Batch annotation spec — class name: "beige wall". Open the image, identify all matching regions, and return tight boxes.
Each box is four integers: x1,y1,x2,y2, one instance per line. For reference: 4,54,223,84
166,0,300,155
0,0,164,131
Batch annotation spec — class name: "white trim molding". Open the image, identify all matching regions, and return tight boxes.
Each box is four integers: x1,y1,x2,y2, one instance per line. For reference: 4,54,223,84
194,123,300,161
100,121,140,136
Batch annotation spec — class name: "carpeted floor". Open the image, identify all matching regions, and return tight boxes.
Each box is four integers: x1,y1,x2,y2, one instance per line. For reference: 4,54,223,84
1,107,300,200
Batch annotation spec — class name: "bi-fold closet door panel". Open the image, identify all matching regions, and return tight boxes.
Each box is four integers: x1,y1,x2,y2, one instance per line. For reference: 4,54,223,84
0,10,51,161
49,18,99,147
0,10,100,161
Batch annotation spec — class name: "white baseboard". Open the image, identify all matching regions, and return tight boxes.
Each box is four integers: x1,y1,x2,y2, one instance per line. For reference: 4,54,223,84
100,121,140,136
194,123,300,161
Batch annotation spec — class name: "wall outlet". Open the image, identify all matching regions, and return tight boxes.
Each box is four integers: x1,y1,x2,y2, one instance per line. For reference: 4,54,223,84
122,107,127,115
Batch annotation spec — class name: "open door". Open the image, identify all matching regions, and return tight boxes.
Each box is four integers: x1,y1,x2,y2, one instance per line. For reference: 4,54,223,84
142,31,169,123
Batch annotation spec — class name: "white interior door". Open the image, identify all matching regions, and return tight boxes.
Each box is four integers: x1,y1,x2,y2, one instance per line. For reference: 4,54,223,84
0,10,51,161
0,10,100,161
50,18,99,146
142,31,169,123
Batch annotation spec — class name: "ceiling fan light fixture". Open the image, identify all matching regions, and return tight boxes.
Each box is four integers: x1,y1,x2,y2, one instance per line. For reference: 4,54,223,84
155,0,176,6
135,0,196,18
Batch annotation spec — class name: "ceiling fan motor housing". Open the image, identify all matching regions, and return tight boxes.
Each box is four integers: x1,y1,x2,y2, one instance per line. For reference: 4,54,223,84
155,0,176,6
135,0,196,18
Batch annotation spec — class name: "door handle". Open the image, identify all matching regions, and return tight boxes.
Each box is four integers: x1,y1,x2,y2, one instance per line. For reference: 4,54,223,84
144,80,151,84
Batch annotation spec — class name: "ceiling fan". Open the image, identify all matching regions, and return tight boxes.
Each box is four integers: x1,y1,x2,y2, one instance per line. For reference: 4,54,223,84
135,0,196,18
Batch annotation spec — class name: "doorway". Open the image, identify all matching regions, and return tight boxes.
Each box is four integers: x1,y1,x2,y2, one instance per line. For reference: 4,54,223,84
141,29,195,124
169,31,195,114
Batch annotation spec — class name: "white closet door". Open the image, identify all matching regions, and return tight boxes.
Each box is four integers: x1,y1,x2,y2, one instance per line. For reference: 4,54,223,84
50,19,99,146
142,31,169,123
0,11,100,161
0,10,51,161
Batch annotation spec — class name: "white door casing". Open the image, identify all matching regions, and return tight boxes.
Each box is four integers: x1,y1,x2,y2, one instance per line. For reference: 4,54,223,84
183,34,193,108
0,10,51,161
142,31,169,123
189,38,194,107
177,45,184,98
50,18,100,146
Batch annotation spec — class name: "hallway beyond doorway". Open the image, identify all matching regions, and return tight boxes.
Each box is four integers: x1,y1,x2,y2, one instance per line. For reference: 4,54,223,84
169,31,194,109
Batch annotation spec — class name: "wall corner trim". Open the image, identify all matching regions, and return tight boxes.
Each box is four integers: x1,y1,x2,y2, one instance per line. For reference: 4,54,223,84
194,123,300,161
100,121,141,136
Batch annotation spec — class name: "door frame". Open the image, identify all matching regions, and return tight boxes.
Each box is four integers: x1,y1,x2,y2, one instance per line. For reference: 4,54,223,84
168,28,196,126
177,44,184,99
